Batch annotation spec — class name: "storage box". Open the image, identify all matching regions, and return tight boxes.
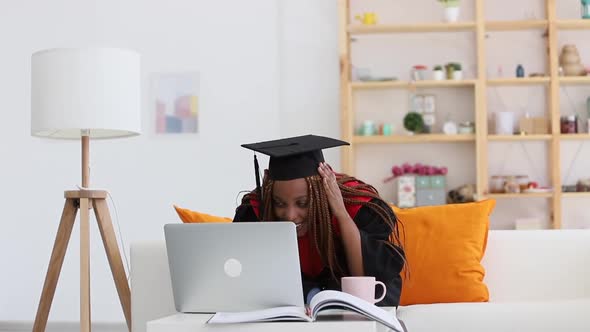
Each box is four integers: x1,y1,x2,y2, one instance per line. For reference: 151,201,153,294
519,117,548,134
397,176,416,208
414,175,447,206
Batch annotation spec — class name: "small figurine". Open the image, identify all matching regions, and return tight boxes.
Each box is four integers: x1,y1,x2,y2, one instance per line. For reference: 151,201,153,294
355,12,378,25
516,64,525,77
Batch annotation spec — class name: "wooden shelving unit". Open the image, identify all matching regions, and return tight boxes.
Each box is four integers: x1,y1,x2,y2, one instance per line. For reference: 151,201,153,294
351,80,477,90
556,19,590,29
353,134,475,144
559,76,590,85
560,134,590,140
349,22,476,34
339,0,590,229
487,193,554,199
485,20,548,31
488,134,552,141
562,192,590,197
487,77,550,86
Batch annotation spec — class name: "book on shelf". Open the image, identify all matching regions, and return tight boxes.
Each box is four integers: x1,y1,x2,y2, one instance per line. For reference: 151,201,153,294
208,290,403,332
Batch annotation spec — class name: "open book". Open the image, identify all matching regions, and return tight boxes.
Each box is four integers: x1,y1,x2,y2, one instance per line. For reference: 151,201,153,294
208,290,403,332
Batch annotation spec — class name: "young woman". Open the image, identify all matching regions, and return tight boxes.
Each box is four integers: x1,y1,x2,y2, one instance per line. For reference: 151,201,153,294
234,135,405,306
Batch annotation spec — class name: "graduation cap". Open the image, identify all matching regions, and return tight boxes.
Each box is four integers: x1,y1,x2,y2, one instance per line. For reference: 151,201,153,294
241,135,349,218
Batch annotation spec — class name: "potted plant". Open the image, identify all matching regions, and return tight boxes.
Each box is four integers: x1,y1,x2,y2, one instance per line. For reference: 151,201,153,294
433,65,445,80
438,0,461,23
445,62,455,79
452,63,463,80
403,112,425,135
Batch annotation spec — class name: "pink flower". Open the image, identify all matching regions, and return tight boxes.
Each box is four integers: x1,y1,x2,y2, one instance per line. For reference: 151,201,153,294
402,163,412,174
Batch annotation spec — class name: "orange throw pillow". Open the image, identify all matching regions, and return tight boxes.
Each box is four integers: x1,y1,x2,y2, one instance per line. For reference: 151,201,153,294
173,205,232,223
391,199,495,305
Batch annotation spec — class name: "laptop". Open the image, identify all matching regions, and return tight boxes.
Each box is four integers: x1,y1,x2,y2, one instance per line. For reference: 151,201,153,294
164,222,304,313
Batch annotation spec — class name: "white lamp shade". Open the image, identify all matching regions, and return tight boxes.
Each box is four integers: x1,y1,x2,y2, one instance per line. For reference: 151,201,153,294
31,48,141,139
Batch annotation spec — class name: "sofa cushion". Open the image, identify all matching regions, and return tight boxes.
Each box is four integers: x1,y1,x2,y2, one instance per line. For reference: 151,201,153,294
173,205,232,223
397,299,590,332
392,200,495,305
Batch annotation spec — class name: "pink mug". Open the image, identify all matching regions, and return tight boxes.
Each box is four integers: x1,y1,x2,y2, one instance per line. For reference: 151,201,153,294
341,276,386,303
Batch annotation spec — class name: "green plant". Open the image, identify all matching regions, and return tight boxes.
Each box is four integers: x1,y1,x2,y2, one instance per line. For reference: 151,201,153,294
453,62,462,70
434,65,443,71
445,63,455,79
403,112,425,133
437,0,460,7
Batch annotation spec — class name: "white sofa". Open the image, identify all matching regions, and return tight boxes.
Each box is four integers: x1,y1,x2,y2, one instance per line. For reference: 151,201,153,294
130,230,590,332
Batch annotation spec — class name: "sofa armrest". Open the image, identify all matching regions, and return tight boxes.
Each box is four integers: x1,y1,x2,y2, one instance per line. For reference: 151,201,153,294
131,241,176,332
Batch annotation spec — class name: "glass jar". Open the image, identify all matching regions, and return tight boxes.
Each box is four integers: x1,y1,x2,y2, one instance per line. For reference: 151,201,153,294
361,120,376,136
516,175,529,192
458,121,475,134
490,175,505,193
504,176,520,193
582,0,590,19
561,115,578,134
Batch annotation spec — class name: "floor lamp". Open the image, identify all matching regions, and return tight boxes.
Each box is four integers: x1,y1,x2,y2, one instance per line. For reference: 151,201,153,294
30,48,141,332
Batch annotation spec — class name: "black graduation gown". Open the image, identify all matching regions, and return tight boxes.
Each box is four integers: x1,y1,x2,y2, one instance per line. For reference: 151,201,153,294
232,198,405,307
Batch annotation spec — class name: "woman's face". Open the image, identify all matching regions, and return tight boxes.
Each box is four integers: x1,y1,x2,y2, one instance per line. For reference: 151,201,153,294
272,178,309,237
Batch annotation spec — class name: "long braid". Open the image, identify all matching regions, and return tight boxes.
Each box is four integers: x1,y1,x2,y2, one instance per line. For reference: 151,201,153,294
305,176,345,282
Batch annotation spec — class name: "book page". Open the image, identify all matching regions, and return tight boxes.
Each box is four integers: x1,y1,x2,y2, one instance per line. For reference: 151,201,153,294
209,306,311,324
309,290,403,332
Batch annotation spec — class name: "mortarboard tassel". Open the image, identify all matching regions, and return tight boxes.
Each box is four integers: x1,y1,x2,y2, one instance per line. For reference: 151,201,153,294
254,154,264,220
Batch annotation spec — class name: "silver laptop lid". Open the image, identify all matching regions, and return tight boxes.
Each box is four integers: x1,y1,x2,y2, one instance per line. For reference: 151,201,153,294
164,222,304,313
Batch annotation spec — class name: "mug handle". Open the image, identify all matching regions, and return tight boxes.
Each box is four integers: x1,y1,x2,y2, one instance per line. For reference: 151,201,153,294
374,281,387,303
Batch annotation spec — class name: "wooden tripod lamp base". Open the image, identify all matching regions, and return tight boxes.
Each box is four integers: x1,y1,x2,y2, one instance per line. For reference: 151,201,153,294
33,136,131,332
33,189,131,332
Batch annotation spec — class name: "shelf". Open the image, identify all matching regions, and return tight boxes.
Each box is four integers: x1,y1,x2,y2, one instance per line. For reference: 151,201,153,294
351,80,477,90
562,192,590,198
556,19,590,30
487,77,550,85
488,134,552,141
487,193,553,199
339,1,587,229
559,76,590,85
353,134,475,144
560,134,590,140
349,22,476,34
485,20,548,31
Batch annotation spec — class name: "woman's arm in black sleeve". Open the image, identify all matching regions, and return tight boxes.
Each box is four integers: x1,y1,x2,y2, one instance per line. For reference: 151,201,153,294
354,199,405,306
232,204,259,222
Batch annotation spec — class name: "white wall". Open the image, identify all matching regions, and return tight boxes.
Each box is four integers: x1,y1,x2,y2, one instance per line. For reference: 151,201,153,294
278,0,341,162
0,0,281,322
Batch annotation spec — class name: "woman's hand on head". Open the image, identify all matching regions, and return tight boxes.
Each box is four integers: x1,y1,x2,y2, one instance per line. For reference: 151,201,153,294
318,162,347,219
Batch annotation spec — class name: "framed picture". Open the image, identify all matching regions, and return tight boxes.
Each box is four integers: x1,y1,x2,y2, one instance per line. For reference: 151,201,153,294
152,72,199,134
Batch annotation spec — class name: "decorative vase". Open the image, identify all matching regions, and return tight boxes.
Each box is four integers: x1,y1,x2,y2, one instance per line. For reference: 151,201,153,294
433,70,445,80
444,6,460,22
559,45,587,76
452,70,463,80
516,64,525,77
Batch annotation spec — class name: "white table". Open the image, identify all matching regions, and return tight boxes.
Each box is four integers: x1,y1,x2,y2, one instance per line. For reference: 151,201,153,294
147,309,400,332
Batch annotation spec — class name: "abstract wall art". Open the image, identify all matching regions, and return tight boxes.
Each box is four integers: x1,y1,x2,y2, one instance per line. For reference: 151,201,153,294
152,72,199,134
